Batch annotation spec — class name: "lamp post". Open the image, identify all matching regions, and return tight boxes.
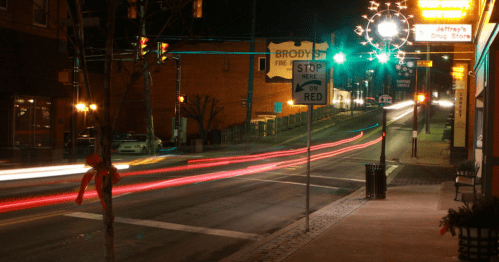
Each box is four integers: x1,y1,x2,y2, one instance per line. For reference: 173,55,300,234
76,103,97,132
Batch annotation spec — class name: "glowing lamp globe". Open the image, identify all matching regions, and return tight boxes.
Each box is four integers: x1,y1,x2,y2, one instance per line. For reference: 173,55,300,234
378,21,398,38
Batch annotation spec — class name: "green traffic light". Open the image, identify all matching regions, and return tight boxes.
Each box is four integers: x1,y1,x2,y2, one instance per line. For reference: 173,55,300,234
333,52,346,64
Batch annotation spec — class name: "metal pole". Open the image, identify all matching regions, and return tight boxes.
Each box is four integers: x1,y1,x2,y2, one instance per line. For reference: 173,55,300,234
275,113,278,141
306,104,312,232
425,43,431,134
174,55,181,149
412,92,418,158
350,90,353,117
244,0,256,152
380,108,386,164
412,66,418,158
70,46,80,163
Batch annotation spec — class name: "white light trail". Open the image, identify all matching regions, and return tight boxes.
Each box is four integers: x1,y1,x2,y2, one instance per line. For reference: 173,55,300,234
0,164,130,182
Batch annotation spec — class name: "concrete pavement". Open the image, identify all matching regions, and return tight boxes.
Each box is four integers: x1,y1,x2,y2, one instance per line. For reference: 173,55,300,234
220,105,473,262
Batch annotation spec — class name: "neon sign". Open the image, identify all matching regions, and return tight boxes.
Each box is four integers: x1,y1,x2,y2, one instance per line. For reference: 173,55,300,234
418,0,472,19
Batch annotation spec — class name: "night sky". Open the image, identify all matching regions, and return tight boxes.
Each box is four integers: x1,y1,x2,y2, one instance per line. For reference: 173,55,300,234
201,0,366,41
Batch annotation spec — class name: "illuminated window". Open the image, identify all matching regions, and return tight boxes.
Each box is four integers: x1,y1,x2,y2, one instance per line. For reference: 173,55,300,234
33,0,47,26
14,96,52,147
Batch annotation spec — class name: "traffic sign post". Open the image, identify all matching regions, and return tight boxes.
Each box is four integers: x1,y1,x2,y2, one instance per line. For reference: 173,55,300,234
274,102,282,140
292,61,328,105
292,60,327,232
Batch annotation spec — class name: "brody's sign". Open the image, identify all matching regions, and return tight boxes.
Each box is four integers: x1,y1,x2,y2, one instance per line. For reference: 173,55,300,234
267,41,328,81
414,24,472,42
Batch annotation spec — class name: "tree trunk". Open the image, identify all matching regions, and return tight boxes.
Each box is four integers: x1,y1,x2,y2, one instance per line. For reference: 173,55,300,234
102,1,117,261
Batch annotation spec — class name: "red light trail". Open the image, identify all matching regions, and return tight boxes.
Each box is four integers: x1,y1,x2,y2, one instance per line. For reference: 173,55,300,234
0,135,380,214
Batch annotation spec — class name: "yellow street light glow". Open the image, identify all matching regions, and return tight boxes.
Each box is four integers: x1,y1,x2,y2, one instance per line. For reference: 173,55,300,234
76,103,87,111
89,104,97,110
287,100,294,105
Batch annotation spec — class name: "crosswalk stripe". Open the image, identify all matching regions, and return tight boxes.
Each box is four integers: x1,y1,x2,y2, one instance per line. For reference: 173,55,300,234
65,212,262,241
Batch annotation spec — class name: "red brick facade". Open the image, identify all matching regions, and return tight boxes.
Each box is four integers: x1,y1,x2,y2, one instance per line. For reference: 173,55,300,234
105,39,321,142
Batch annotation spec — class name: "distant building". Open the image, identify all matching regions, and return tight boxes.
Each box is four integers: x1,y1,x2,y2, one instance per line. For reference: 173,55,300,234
102,39,338,143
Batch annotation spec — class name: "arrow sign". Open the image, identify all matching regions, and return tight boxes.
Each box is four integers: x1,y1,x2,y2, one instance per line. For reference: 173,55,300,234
295,80,322,92
292,60,327,105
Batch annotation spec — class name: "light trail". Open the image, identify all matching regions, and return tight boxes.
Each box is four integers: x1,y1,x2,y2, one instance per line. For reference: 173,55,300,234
188,132,363,164
0,164,130,182
0,133,363,182
0,136,381,214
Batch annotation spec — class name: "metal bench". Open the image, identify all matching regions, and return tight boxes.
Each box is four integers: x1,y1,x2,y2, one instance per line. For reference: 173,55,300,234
454,163,480,201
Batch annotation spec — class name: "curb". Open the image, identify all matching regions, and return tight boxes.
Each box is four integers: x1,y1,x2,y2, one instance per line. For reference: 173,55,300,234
219,186,369,262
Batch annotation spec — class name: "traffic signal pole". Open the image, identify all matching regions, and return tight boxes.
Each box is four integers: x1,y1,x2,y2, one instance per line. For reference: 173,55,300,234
380,108,386,164
412,92,418,158
174,55,181,149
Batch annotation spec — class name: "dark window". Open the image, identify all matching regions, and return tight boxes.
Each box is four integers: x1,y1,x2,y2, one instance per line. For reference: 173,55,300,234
259,57,266,71
33,0,47,26
223,57,230,71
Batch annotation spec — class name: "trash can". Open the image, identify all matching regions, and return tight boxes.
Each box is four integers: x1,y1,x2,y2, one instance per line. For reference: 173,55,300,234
364,163,386,199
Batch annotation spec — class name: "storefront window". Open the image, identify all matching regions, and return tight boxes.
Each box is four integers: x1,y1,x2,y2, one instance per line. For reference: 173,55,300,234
14,96,51,147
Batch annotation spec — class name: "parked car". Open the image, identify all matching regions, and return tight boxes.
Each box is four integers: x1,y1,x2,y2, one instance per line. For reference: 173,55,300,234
112,132,133,150
63,137,95,157
117,134,162,154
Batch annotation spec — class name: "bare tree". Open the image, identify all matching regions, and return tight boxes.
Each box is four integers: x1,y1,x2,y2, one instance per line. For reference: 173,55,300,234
63,1,204,261
181,94,224,145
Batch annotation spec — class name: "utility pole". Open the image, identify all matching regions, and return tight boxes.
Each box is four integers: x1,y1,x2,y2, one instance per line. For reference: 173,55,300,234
174,55,181,149
412,66,418,158
140,0,156,155
70,46,80,163
244,0,256,152
380,108,386,164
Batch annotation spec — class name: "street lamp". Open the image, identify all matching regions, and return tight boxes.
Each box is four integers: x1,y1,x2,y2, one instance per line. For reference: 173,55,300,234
76,103,97,132
355,0,413,62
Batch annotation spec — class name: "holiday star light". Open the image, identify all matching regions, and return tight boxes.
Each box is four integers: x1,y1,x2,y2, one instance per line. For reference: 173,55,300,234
355,0,414,62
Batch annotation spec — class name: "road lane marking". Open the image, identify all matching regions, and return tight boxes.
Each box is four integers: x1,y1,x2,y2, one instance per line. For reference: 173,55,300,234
0,209,71,227
65,212,262,241
233,177,341,190
266,172,365,182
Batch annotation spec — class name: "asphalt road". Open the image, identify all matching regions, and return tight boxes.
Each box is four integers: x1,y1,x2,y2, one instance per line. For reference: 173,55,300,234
0,107,426,262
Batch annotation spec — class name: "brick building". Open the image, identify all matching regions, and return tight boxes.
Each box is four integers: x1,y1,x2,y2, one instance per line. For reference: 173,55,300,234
0,0,70,163
103,39,334,143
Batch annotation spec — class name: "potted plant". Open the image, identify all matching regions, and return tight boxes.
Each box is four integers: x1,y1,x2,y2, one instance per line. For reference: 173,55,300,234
440,196,499,261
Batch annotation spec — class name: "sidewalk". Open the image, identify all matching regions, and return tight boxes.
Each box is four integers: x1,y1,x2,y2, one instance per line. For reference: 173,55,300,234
221,105,469,262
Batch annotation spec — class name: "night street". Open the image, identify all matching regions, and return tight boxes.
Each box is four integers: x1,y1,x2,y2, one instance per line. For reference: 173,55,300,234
0,107,454,262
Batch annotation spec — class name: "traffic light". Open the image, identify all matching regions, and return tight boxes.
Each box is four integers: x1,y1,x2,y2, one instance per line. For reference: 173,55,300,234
333,52,346,64
157,42,169,64
139,36,148,58
417,93,426,103
193,0,202,18
178,95,187,103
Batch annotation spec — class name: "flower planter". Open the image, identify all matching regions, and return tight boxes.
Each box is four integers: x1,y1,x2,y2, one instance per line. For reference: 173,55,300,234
458,227,498,261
